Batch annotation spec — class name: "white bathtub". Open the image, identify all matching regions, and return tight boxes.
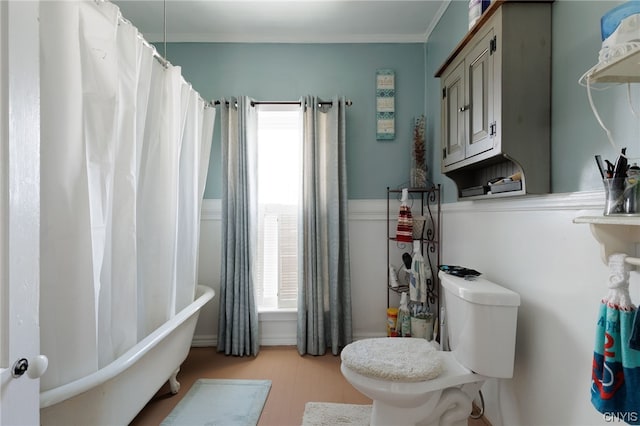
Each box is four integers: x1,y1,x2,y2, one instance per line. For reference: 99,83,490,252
40,284,215,426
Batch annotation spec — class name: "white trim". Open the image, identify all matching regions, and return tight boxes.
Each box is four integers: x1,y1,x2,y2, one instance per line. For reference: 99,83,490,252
258,308,298,321
424,0,451,42
2,1,41,421
190,331,385,348
203,198,390,222
348,199,387,221
144,33,432,44
0,0,7,370
201,198,221,221
442,191,604,213
203,192,604,222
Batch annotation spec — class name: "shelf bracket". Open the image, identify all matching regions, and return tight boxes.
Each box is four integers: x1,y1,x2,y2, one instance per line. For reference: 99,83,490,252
588,223,638,264
575,216,640,265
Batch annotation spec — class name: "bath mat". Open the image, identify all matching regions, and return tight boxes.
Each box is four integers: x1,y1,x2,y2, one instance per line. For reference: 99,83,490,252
161,378,271,426
301,402,371,426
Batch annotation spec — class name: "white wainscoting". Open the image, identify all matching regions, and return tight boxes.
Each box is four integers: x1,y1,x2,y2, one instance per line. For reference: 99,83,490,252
193,198,391,347
440,190,640,426
194,191,637,425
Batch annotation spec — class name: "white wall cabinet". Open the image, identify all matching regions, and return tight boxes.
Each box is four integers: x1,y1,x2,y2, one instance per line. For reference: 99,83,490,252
436,0,552,199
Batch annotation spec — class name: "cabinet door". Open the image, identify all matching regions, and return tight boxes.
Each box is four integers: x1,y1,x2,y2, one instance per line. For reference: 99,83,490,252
441,61,466,168
466,28,495,158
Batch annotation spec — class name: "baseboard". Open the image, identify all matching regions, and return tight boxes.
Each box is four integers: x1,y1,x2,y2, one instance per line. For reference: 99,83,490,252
191,332,386,348
191,334,216,347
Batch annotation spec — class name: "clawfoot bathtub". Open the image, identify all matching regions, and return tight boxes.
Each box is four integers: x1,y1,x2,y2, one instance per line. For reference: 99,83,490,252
40,285,215,425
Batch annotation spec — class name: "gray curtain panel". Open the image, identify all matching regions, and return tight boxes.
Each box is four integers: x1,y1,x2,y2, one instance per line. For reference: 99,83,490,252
217,96,260,356
297,95,353,356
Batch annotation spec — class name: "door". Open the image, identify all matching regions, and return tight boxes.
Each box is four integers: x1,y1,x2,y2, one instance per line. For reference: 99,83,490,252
441,60,466,168
466,28,495,158
0,2,43,425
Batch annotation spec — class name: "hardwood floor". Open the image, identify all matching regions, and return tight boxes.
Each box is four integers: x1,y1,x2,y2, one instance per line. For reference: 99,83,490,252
129,346,489,426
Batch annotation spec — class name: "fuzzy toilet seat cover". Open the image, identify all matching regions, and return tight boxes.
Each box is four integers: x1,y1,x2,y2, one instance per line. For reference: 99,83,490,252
341,338,443,382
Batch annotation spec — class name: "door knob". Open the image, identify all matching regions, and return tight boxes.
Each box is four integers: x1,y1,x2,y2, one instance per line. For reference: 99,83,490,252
11,355,48,379
27,355,48,379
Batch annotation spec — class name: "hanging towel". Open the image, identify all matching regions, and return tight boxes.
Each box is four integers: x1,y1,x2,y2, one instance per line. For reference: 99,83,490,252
591,253,640,424
410,240,427,303
396,188,413,243
630,310,640,350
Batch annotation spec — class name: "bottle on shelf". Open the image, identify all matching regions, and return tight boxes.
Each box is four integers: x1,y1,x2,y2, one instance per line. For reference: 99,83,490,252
398,291,411,337
410,240,431,304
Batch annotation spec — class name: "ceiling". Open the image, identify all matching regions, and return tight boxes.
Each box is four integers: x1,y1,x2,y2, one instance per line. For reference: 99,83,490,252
112,0,450,43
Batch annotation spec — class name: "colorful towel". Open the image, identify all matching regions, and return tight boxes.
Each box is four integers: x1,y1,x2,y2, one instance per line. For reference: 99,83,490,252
592,253,640,424
396,188,413,243
630,310,640,351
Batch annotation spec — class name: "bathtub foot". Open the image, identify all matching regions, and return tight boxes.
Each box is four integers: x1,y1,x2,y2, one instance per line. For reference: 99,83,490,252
169,368,181,394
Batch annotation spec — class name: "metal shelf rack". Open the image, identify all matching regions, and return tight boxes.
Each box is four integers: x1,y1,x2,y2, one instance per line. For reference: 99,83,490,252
386,185,441,314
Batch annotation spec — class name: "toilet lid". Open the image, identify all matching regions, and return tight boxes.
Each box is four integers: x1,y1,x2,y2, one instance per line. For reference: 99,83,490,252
341,338,443,382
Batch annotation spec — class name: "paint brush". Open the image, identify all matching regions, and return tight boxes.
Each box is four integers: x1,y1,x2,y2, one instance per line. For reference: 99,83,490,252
595,155,606,179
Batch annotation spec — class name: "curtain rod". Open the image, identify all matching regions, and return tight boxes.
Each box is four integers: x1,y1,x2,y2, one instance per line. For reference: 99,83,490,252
213,99,353,107
106,5,215,109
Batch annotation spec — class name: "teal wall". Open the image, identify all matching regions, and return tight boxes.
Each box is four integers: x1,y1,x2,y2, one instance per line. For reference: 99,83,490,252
550,1,637,193
424,1,468,203
167,1,640,203
426,0,639,203
163,43,426,199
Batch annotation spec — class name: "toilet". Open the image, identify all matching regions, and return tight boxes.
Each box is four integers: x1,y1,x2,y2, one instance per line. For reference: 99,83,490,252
341,271,521,426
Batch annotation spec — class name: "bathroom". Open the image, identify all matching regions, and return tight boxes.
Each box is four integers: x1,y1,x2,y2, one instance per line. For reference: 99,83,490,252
2,1,640,425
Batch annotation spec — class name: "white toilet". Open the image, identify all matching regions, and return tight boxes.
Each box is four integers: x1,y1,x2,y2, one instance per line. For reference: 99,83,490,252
341,271,520,426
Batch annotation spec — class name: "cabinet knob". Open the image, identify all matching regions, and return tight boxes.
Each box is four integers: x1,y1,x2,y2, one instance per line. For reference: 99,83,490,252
458,105,469,112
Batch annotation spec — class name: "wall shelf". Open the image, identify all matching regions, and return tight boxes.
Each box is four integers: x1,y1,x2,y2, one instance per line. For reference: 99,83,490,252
576,41,640,264
574,216,640,265
585,48,640,84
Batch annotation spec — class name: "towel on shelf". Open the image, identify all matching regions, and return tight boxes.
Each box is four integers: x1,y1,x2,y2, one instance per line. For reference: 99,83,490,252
591,253,640,424
395,188,413,243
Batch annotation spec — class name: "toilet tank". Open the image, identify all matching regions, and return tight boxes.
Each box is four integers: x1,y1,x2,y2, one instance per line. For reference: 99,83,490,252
439,271,521,378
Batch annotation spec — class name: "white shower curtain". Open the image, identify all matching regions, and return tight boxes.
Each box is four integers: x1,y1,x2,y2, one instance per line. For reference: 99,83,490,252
39,0,214,391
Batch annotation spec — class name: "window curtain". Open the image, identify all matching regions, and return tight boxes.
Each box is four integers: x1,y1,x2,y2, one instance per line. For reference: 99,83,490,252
217,96,260,356
297,95,353,356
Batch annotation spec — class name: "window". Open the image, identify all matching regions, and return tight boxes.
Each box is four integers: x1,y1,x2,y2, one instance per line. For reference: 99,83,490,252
255,105,302,310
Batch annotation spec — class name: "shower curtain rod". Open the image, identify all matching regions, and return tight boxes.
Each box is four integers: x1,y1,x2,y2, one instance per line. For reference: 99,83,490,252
213,99,353,107
148,47,215,108
111,7,215,109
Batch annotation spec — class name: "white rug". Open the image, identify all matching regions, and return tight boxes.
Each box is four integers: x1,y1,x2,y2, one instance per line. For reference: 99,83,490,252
301,402,372,426
161,378,271,426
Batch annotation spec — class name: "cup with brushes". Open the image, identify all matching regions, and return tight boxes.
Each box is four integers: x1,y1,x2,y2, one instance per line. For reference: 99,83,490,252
596,148,640,215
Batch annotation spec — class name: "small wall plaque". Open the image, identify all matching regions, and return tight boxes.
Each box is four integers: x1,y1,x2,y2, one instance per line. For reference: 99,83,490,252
376,69,395,141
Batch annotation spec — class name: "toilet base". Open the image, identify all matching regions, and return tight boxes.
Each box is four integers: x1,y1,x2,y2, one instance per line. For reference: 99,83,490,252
370,387,475,426
370,390,442,426
340,344,490,426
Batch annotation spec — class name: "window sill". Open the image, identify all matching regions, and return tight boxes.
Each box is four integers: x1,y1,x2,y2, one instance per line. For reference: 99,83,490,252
258,309,297,322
